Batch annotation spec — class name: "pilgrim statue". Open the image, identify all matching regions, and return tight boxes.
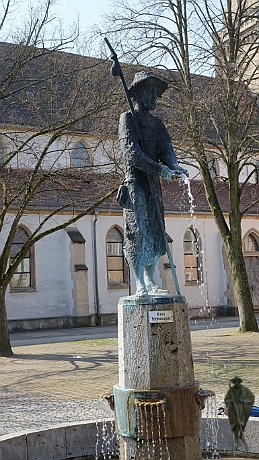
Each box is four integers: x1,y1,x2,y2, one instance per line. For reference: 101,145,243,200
118,71,188,296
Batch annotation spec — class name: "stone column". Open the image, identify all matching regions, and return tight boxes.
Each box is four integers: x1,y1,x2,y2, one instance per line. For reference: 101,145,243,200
115,295,202,460
73,243,89,321
66,227,89,326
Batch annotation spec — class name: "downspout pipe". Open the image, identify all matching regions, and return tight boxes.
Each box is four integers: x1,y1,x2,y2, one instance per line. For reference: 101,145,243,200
92,209,100,325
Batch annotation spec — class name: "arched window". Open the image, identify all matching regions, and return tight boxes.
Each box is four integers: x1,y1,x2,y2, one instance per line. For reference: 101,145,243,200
0,135,7,166
255,161,259,184
207,156,219,179
243,231,259,253
70,142,89,168
183,227,203,285
10,226,35,290
106,226,128,288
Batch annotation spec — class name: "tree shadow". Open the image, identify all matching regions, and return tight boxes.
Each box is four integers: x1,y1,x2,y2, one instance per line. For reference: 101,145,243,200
1,349,118,388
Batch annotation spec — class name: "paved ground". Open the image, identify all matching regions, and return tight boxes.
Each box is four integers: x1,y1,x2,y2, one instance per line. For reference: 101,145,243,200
0,338,117,436
0,389,112,436
1,317,259,438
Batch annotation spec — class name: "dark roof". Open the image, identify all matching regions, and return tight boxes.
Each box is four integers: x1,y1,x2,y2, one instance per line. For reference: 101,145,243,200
0,42,118,136
3,168,259,216
0,41,258,150
2,168,121,212
0,41,223,143
162,180,259,215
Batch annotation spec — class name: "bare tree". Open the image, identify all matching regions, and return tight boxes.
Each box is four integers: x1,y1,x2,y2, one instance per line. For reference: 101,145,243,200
101,0,259,332
0,0,122,356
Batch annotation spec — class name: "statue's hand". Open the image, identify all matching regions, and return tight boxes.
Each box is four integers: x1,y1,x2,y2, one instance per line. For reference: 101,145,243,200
160,165,175,181
161,165,189,181
172,164,189,178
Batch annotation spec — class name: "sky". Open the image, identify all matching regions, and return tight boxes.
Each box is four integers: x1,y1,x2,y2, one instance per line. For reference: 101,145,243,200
0,0,216,72
0,0,113,41
52,0,112,32
0,0,116,55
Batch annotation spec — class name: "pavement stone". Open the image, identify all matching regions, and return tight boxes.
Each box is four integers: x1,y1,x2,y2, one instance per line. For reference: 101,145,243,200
0,388,112,436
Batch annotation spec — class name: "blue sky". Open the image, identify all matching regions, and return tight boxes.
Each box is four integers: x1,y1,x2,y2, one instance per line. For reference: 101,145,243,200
0,0,114,51
53,0,111,31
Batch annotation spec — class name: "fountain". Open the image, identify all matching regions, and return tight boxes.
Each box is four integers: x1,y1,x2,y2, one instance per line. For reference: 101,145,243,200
99,45,215,458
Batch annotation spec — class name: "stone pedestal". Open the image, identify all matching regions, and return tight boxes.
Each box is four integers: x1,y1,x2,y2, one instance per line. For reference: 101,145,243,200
116,295,202,460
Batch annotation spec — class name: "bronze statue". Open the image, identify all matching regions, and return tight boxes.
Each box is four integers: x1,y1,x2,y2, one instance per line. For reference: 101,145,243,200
118,71,187,296
224,376,255,443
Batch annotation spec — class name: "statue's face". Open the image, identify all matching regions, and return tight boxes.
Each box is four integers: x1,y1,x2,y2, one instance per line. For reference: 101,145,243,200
232,382,241,389
134,83,159,111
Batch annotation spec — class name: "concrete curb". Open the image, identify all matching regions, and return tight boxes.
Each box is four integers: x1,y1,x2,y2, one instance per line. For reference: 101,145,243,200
201,417,259,458
0,418,258,460
0,420,118,460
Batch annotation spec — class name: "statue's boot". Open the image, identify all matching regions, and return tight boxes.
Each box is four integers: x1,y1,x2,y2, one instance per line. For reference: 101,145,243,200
147,284,170,295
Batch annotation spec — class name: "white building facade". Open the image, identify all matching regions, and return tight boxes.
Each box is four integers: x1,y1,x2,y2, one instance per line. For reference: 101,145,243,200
3,203,259,331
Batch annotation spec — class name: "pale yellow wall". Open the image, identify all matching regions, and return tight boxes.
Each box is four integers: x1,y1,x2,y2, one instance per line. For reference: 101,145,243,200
72,243,89,317
0,125,119,172
2,208,259,321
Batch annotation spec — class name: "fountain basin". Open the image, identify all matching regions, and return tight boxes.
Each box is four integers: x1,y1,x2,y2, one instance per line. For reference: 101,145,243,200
0,418,258,460
202,416,259,458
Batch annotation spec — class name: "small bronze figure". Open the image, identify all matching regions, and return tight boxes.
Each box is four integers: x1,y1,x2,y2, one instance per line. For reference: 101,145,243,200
224,376,255,443
118,71,187,296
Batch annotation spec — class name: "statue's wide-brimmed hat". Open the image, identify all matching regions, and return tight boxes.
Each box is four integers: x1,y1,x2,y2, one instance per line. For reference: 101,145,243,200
128,71,168,97
230,376,243,384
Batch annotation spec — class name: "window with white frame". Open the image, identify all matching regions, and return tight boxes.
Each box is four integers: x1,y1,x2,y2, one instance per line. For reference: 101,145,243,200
207,156,219,179
255,161,259,184
10,226,35,290
183,227,203,285
106,226,128,288
243,231,259,254
70,142,89,168
0,135,7,166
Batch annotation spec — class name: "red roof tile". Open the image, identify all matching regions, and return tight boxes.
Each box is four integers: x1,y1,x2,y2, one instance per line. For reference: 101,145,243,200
2,169,258,216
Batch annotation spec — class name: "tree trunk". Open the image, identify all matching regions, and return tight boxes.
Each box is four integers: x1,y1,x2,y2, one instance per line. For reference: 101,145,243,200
225,237,258,333
0,285,13,356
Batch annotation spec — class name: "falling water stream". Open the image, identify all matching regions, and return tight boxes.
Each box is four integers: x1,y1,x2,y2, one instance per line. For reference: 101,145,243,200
133,399,171,460
203,395,220,459
181,174,196,216
180,174,211,317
